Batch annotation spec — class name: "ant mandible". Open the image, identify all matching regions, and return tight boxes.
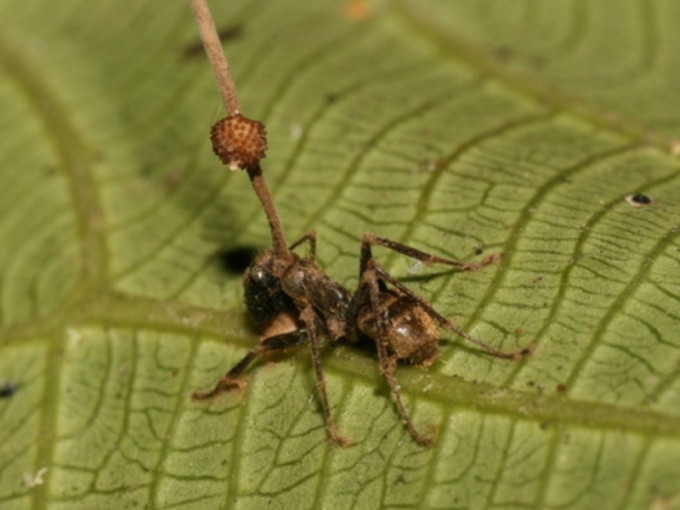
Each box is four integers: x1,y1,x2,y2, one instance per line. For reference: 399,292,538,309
189,0,531,447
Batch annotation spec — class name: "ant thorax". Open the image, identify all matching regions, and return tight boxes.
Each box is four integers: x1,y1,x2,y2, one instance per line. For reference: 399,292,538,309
280,259,352,341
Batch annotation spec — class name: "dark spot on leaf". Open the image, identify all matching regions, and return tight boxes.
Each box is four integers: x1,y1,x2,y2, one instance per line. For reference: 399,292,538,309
530,55,546,70
556,383,568,393
625,193,652,207
325,93,338,104
163,170,185,190
0,381,18,399
216,246,258,274
182,24,245,58
473,246,484,256
493,45,513,61
540,421,551,429
520,345,535,357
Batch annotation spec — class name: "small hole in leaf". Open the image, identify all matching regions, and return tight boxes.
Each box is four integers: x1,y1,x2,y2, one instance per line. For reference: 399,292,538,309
625,193,652,207
0,381,18,399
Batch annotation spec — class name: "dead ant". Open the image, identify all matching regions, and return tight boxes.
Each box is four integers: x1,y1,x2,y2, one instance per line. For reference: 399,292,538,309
189,0,531,446
192,116,530,446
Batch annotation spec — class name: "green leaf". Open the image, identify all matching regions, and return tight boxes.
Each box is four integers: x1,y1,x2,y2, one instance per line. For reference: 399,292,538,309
1,1,679,509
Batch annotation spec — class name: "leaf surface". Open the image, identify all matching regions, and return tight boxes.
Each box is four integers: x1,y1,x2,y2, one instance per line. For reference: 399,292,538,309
1,1,679,509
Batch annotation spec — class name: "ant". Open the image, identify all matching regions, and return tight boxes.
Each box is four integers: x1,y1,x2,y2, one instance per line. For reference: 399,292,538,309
194,114,530,446
189,0,531,447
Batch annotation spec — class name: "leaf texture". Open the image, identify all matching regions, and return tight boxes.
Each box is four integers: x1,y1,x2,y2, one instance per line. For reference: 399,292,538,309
0,1,679,509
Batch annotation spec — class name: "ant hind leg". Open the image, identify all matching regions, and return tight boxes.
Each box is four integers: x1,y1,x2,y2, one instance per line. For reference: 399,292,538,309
368,259,529,361
362,261,435,447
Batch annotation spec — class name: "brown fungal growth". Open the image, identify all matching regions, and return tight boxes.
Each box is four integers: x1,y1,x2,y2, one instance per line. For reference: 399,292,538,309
211,114,268,171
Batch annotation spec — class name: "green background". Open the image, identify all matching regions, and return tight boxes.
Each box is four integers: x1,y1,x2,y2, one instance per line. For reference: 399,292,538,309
1,0,679,508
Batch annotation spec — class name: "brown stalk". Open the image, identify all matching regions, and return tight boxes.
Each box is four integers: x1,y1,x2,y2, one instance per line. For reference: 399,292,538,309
189,0,290,258
246,165,290,257
189,0,241,114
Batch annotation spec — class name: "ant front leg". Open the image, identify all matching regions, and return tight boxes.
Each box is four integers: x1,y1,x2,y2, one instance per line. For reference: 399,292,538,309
193,329,309,400
288,230,317,261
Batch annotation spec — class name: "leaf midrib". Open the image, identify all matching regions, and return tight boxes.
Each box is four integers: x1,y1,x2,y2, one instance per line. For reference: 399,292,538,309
6,290,679,442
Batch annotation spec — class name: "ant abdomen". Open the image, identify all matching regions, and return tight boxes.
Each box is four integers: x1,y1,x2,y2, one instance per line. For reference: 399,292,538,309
356,290,439,367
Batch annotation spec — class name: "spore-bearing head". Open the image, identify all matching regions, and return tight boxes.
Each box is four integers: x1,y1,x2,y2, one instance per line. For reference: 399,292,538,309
211,114,268,170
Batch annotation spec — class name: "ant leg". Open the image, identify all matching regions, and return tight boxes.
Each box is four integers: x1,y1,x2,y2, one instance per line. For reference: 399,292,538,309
362,233,498,272
362,262,434,447
368,259,529,361
193,329,309,400
288,230,317,260
299,306,350,446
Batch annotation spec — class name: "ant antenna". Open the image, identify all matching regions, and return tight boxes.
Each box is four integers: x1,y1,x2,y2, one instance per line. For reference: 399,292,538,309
189,0,291,258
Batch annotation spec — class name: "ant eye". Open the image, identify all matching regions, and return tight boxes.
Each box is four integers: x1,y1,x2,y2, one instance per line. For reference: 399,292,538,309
210,114,268,170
